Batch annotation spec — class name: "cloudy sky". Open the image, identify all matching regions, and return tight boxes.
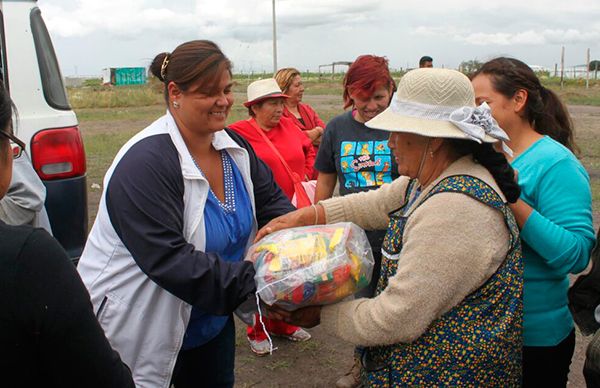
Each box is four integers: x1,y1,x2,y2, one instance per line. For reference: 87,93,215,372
37,0,600,77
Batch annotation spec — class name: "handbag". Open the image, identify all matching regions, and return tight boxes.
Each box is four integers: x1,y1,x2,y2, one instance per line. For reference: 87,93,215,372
248,119,315,208
294,180,317,208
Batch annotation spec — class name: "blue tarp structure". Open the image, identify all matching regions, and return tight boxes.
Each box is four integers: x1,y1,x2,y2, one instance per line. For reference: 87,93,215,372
111,67,146,85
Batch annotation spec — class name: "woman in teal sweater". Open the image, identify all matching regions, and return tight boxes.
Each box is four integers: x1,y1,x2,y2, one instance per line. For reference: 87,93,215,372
472,57,596,387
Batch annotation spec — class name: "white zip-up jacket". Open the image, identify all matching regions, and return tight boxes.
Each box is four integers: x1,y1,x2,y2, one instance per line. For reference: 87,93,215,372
77,111,293,388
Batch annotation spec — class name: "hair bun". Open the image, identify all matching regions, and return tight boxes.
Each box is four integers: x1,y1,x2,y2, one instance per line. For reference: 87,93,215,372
150,52,170,82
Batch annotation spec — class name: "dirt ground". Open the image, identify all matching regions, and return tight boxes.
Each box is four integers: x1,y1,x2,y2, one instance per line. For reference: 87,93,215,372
79,104,600,387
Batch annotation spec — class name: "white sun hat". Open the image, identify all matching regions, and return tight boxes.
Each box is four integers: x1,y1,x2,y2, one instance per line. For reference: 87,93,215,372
244,78,289,107
365,68,511,152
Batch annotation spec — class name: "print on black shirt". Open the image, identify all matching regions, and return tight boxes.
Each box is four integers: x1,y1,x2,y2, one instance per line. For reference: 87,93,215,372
315,111,398,196
340,140,393,189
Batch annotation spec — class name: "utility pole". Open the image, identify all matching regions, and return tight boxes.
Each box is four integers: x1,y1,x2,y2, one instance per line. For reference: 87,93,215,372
586,48,590,89
272,0,277,74
560,46,565,90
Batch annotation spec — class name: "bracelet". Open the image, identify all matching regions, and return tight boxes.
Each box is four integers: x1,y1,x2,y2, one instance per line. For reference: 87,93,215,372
311,204,318,225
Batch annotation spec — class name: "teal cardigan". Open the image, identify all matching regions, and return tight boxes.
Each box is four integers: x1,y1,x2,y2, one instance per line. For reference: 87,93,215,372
513,136,596,346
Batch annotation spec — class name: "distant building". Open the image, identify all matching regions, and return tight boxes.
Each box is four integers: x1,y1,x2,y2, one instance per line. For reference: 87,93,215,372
102,67,147,86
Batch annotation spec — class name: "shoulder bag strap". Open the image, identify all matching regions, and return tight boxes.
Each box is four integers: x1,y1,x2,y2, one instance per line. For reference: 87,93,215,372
247,119,303,184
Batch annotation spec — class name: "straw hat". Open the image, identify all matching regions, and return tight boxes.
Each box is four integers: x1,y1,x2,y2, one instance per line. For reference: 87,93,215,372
243,78,289,107
366,68,502,144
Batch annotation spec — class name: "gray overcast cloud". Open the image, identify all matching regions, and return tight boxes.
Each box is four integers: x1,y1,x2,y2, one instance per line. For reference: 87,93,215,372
37,0,600,76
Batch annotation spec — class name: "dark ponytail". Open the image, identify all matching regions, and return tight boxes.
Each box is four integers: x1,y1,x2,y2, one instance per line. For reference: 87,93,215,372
448,139,521,203
537,86,577,153
473,57,578,155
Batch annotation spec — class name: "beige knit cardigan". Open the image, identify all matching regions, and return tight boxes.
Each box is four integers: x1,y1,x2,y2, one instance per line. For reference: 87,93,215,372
319,155,511,347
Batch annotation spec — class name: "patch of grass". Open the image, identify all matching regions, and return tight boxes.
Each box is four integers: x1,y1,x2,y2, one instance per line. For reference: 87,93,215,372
315,107,344,123
83,129,139,185
82,78,103,87
591,180,600,214
237,355,257,365
296,338,321,353
543,77,600,88
75,105,164,122
576,118,600,215
324,354,339,369
264,359,291,371
543,79,600,106
552,86,600,106
561,94,600,106
68,83,163,109
304,81,344,96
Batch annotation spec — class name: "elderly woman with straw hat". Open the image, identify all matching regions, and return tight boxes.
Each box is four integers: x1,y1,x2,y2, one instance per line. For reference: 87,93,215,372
257,68,524,386
229,78,315,355
229,79,315,203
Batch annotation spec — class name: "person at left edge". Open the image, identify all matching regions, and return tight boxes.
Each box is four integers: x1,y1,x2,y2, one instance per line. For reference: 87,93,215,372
0,150,53,233
76,40,294,388
0,82,134,388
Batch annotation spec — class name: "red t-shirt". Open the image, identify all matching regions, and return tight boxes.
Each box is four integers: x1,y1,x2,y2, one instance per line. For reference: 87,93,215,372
228,116,315,200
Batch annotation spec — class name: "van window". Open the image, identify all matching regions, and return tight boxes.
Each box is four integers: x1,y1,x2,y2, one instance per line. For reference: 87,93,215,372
0,11,7,87
30,7,70,110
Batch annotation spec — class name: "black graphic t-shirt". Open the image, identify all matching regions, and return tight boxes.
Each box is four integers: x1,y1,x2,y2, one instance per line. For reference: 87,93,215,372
315,111,399,196
315,111,399,251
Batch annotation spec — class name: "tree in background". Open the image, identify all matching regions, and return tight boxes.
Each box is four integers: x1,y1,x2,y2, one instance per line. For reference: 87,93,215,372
459,59,483,75
589,60,600,72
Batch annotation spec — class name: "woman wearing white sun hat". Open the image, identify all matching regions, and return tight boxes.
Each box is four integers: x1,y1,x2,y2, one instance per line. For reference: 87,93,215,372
257,68,524,386
229,78,315,355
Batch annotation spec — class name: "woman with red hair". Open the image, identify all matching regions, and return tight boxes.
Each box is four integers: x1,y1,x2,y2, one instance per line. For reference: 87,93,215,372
313,55,399,388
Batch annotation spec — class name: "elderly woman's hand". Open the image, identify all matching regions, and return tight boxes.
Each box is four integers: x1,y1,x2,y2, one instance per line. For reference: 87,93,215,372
254,204,324,242
265,304,322,328
306,127,324,146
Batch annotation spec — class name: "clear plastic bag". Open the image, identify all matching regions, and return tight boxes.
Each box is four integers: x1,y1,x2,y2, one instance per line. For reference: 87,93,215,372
247,222,374,310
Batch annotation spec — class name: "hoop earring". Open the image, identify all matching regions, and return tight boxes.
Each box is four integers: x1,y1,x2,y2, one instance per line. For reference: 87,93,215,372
172,101,180,109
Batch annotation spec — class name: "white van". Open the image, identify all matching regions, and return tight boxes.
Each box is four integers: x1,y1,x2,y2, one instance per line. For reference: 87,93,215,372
1,0,88,260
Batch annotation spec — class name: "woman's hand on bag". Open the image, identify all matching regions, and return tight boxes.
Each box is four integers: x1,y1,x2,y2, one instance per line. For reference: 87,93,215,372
266,304,322,328
255,205,322,242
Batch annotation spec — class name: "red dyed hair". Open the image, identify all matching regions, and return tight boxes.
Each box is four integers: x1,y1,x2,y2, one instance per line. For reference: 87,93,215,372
343,55,395,109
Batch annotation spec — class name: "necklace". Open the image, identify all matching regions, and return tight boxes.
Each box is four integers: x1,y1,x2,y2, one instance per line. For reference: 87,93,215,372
190,150,236,213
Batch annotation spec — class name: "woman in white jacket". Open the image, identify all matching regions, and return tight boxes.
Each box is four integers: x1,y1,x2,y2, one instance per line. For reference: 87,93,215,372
77,40,294,388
